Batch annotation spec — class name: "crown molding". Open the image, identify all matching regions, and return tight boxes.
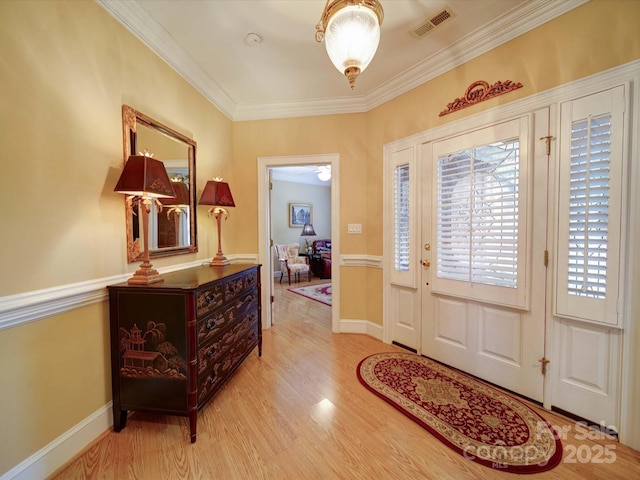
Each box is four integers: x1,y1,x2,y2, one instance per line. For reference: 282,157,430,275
384,59,640,153
96,0,237,119
233,95,369,122
97,0,587,121
364,0,588,111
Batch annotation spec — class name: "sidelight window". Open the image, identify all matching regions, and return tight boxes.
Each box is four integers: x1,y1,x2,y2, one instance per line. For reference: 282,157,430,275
566,114,611,299
556,86,626,326
394,164,411,272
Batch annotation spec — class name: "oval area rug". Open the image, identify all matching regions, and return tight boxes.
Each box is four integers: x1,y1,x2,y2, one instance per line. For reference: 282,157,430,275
357,352,562,474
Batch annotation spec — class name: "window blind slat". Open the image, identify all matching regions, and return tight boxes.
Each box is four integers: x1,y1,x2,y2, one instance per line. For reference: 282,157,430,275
436,137,520,289
394,164,411,271
566,113,611,298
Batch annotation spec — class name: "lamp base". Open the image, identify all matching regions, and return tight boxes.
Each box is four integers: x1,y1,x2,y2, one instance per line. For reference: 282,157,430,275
127,265,164,284
209,253,230,267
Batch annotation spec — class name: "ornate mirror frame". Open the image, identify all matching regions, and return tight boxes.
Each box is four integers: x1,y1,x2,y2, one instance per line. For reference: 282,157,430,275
122,105,198,262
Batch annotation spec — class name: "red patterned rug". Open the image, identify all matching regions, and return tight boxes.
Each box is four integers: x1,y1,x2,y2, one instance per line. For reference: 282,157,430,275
287,283,331,306
357,352,562,474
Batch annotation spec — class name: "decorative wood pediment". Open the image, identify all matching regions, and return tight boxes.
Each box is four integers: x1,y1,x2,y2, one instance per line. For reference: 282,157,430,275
439,79,523,117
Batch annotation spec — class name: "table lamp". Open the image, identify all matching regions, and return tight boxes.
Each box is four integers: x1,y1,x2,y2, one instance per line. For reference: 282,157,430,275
199,178,235,266
300,223,317,253
114,155,176,284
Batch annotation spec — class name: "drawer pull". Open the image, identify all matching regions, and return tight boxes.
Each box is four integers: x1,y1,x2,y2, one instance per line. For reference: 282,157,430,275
206,317,224,331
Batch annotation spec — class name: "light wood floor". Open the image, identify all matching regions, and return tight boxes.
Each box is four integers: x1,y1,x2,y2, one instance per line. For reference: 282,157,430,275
51,277,640,479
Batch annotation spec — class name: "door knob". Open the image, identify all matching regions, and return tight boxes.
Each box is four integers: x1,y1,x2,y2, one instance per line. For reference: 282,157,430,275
422,260,430,267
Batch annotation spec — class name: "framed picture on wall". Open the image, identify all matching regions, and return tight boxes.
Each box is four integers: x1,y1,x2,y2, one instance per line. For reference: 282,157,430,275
289,203,312,227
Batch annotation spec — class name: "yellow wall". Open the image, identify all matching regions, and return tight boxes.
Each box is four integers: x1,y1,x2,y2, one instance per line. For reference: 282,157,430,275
1,0,639,475
0,303,110,469
0,0,232,474
232,114,368,253
232,114,374,321
0,0,233,297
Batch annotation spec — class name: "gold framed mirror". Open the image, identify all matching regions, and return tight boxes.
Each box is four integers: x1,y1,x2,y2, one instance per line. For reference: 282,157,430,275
122,105,197,262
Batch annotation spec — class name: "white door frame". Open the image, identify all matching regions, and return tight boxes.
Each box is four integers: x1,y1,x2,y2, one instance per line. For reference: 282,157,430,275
257,154,340,331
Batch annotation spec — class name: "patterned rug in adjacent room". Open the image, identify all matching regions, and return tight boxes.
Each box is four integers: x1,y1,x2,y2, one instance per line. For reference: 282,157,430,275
357,352,562,474
287,283,331,306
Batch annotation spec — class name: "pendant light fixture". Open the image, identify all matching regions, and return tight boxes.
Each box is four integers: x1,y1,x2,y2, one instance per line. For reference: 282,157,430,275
315,0,384,89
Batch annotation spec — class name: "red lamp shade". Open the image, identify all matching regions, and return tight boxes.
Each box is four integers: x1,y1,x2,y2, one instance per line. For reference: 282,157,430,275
198,180,235,207
160,181,190,206
114,155,176,199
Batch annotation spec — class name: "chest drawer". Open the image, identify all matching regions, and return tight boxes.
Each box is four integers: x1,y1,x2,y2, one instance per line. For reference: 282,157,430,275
198,309,258,375
196,269,258,317
196,290,258,346
198,315,259,404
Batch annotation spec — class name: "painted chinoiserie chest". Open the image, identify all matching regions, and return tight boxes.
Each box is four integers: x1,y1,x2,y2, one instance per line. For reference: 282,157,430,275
107,264,261,443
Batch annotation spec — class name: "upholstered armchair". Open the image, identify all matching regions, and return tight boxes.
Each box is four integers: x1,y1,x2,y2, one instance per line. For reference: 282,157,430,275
275,243,311,285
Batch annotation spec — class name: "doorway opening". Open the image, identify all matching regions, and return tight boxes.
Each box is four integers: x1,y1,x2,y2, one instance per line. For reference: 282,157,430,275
257,154,340,332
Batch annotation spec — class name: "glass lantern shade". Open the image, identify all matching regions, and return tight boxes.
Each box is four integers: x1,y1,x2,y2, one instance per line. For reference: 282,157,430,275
325,5,380,78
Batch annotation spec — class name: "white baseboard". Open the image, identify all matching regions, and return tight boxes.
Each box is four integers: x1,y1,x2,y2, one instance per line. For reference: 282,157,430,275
2,403,112,480
339,319,383,340
1,319,383,480
0,321,382,480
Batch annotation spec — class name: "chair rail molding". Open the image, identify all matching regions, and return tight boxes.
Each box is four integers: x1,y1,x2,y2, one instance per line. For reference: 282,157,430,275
0,255,256,331
340,254,382,268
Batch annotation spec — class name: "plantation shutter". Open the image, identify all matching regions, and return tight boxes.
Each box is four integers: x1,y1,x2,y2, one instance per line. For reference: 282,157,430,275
436,139,520,287
567,114,610,299
556,86,625,326
431,117,529,309
394,164,410,272
389,146,417,288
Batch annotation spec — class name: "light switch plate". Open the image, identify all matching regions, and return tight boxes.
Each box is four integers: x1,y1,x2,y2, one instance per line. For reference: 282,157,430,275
348,223,362,234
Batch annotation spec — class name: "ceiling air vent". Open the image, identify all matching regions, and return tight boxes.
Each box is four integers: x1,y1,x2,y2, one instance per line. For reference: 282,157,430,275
410,7,455,39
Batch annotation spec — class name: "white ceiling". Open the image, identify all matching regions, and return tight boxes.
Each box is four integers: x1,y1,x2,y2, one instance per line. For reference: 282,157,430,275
272,165,332,187
98,0,585,121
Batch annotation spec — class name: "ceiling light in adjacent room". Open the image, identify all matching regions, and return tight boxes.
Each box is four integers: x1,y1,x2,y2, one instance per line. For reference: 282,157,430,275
317,165,331,181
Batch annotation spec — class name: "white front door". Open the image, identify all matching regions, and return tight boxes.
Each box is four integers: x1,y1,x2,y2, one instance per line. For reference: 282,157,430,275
385,74,636,443
419,111,551,402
